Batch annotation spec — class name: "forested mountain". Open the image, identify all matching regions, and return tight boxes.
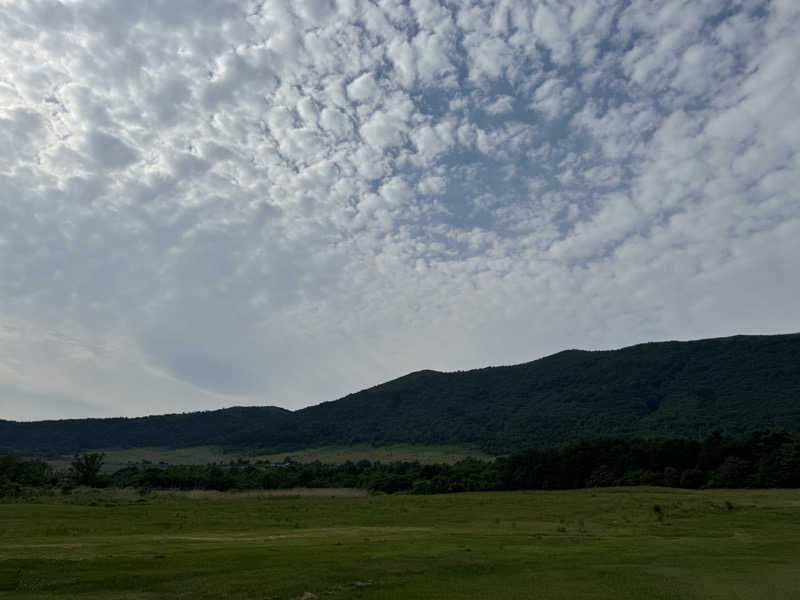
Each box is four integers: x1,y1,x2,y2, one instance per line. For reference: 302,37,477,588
2,333,799,456
0,406,294,457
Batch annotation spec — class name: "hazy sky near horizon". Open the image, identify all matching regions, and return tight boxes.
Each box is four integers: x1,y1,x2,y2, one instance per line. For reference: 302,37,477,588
1,0,799,421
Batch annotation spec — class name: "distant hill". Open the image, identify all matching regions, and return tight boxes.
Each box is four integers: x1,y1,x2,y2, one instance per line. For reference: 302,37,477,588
2,333,799,456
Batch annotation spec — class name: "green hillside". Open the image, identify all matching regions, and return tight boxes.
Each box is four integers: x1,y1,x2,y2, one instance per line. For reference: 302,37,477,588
2,333,799,455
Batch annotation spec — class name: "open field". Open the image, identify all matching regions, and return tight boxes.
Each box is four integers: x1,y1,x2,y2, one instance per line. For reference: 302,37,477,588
258,444,491,465
45,444,490,472
45,446,228,472
1,487,799,599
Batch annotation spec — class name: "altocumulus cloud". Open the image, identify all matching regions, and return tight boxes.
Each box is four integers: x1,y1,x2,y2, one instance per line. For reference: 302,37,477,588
0,0,798,420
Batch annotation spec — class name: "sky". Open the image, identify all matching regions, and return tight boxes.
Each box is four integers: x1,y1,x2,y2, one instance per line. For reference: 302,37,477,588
1,0,798,422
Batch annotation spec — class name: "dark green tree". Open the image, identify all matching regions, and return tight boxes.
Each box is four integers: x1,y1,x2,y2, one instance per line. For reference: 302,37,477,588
70,453,105,486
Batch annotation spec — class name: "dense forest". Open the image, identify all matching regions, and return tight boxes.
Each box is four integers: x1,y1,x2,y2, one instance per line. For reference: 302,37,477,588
2,333,799,456
3,431,799,497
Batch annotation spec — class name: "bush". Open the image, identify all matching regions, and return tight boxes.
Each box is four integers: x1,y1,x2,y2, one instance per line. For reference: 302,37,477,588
663,466,680,487
0,476,21,498
709,457,753,488
679,468,707,489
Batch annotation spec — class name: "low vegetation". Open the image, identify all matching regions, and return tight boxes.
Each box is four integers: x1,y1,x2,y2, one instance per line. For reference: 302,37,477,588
3,429,798,598
1,487,798,598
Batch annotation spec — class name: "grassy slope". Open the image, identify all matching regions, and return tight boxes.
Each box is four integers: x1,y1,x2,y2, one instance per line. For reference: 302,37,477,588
258,443,490,465
1,488,798,599
45,444,490,472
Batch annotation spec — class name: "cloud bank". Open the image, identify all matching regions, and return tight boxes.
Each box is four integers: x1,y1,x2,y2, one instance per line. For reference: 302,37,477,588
1,0,798,420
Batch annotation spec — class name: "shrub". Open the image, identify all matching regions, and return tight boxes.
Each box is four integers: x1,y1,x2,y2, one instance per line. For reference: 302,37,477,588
679,468,707,489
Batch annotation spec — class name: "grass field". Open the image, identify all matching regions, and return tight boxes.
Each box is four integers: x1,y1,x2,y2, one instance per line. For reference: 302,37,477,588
45,444,490,472
1,487,799,599
258,444,490,465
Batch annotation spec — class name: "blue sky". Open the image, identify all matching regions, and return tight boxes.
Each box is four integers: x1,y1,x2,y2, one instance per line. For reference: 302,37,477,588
1,0,798,420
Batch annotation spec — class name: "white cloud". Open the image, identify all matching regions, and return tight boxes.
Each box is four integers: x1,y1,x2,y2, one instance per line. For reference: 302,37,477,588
417,175,446,196
85,131,138,170
485,95,514,115
0,0,798,420
360,108,407,150
347,72,380,104
530,78,576,119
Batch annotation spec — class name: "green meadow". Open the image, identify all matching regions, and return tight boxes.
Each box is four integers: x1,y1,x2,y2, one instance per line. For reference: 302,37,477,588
1,487,798,599
45,444,490,473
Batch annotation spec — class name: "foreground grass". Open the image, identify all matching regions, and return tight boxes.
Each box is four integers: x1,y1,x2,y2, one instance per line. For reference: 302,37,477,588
1,487,798,599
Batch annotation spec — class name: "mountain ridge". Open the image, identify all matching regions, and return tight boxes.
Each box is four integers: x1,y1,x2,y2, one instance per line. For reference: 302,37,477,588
2,332,799,455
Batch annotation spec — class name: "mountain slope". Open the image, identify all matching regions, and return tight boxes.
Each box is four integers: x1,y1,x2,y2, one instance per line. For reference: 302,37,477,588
294,333,800,452
2,333,799,455
0,406,294,456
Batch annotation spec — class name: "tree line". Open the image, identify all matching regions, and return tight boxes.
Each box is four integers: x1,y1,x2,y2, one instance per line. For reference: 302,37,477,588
2,431,799,498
